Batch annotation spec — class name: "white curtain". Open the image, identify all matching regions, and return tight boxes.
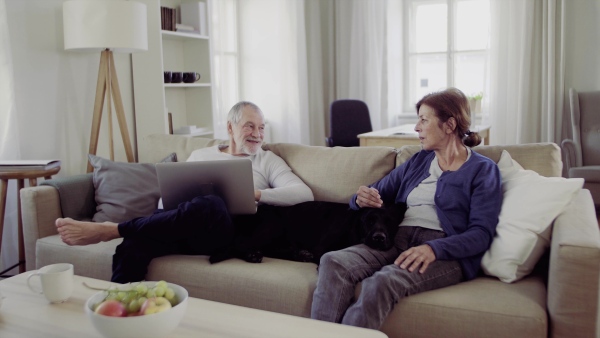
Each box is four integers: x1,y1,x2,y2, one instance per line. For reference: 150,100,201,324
335,0,387,131
488,0,565,145
210,0,240,141
237,0,312,144
0,0,21,274
210,0,321,145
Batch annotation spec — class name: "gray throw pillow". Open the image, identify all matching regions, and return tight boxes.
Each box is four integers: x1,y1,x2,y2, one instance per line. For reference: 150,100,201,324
89,153,176,223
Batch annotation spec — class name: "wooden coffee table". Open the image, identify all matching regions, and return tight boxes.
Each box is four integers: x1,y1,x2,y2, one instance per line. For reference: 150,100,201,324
0,272,387,338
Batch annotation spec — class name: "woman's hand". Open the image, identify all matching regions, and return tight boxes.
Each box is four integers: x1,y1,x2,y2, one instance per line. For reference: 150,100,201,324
254,190,261,201
394,244,436,273
355,186,383,208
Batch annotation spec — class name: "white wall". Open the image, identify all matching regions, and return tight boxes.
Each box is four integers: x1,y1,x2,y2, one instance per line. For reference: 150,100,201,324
6,0,136,177
1,0,136,274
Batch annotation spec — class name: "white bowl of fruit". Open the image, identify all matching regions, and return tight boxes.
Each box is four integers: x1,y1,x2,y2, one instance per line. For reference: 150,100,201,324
85,280,188,338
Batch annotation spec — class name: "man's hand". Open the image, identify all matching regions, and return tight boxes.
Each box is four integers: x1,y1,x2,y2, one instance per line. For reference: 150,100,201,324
254,190,261,201
394,244,436,273
355,186,383,208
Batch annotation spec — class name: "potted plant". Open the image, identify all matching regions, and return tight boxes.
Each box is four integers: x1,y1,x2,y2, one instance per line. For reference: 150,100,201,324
468,92,483,115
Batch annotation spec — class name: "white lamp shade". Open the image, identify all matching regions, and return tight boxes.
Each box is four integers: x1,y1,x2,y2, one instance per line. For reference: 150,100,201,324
63,0,148,53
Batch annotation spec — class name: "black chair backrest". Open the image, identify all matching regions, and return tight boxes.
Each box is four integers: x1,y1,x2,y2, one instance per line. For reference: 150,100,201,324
326,99,373,147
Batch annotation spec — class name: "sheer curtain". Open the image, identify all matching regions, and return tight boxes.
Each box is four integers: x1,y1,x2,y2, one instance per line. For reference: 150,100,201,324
333,0,404,131
0,0,21,274
237,0,312,144
335,0,387,131
488,0,565,145
211,0,323,145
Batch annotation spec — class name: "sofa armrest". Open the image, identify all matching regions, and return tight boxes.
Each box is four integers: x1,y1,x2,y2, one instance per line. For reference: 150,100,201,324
21,186,63,271
21,173,96,271
560,139,578,173
40,173,96,221
547,188,600,338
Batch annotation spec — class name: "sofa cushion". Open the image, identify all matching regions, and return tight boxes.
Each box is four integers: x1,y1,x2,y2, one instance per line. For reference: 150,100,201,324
265,143,397,203
146,255,318,317
481,151,583,283
381,275,548,338
89,153,175,223
36,235,120,281
397,143,563,178
143,134,227,163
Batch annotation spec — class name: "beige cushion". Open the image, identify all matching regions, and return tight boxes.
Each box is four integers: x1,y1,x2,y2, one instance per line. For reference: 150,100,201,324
265,143,397,203
381,275,548,338
147,255,317,317
36,235,119,281
143,134,226,163
397,143,562,178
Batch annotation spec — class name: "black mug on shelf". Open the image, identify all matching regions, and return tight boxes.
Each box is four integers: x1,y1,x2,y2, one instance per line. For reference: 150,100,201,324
183,72,201,83
163,71,172,83
171,72,183,83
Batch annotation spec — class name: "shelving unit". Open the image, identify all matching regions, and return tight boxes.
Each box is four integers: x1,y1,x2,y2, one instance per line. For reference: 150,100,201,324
132,0,215,162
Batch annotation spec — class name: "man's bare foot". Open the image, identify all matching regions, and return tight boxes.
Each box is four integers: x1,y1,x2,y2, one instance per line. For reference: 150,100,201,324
55,218,120,246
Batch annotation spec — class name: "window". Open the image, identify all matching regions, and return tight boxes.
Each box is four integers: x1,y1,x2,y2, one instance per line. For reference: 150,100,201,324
404,0,490,117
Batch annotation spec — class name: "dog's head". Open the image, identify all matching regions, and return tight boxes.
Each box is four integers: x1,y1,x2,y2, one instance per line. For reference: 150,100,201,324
360,203,406,250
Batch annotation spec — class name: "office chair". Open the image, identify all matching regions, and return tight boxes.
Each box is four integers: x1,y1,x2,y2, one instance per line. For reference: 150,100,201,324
561,88,600,207
325,99,373,147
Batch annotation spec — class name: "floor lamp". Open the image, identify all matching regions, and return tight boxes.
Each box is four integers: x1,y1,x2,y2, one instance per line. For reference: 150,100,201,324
63,1,148,172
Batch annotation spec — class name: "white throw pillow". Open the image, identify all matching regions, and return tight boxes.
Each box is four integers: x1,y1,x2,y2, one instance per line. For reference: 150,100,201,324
481,150,584,283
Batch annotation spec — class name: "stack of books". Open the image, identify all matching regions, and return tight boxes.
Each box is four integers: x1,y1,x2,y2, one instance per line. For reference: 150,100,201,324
0,160,61,172
160,6,176,31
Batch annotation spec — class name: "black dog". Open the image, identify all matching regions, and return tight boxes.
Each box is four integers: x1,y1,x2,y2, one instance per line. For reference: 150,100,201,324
210,201,407,264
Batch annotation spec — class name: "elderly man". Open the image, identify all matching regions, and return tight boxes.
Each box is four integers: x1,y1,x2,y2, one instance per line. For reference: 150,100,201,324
55,101,314,282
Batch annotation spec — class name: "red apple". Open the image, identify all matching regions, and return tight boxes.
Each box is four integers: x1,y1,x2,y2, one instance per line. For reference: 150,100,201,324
140,297,172,315
94,300,127,317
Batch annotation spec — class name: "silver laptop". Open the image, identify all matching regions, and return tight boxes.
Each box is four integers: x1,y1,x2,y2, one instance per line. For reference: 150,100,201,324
155,159,257,215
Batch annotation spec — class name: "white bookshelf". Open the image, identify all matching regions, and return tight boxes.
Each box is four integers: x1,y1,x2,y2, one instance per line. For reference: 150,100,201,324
132,0,215,162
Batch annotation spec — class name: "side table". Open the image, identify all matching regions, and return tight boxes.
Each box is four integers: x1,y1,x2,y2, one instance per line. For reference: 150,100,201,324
0,167,60,275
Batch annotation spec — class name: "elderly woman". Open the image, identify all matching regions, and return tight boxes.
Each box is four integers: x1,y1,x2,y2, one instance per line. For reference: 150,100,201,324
311,88,502,329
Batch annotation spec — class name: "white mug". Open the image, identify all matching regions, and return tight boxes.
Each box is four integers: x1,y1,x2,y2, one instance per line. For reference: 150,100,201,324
27,263,74,303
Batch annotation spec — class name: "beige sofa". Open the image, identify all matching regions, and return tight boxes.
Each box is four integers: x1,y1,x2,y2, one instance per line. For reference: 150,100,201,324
21,134,600,338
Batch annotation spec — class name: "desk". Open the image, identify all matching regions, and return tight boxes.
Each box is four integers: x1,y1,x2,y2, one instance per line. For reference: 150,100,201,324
0,167,60,274
358,124,491,148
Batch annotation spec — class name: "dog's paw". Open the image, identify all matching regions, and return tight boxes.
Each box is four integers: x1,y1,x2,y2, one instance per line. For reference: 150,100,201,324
292,249,315,262
241,250,264,263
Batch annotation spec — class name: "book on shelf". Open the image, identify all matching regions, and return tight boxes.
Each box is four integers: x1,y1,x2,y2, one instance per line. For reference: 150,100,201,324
160,6,176,31
0,159,61,172
172,7,176,31
175,23,199,34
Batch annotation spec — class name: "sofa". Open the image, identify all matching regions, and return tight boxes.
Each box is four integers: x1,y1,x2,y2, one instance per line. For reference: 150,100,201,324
21,134,600,338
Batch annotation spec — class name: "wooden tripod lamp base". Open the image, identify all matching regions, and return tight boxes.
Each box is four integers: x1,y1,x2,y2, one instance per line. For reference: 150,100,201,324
87,49,135,173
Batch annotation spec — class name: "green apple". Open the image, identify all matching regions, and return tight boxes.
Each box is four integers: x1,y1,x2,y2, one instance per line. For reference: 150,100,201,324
140,297,172,315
